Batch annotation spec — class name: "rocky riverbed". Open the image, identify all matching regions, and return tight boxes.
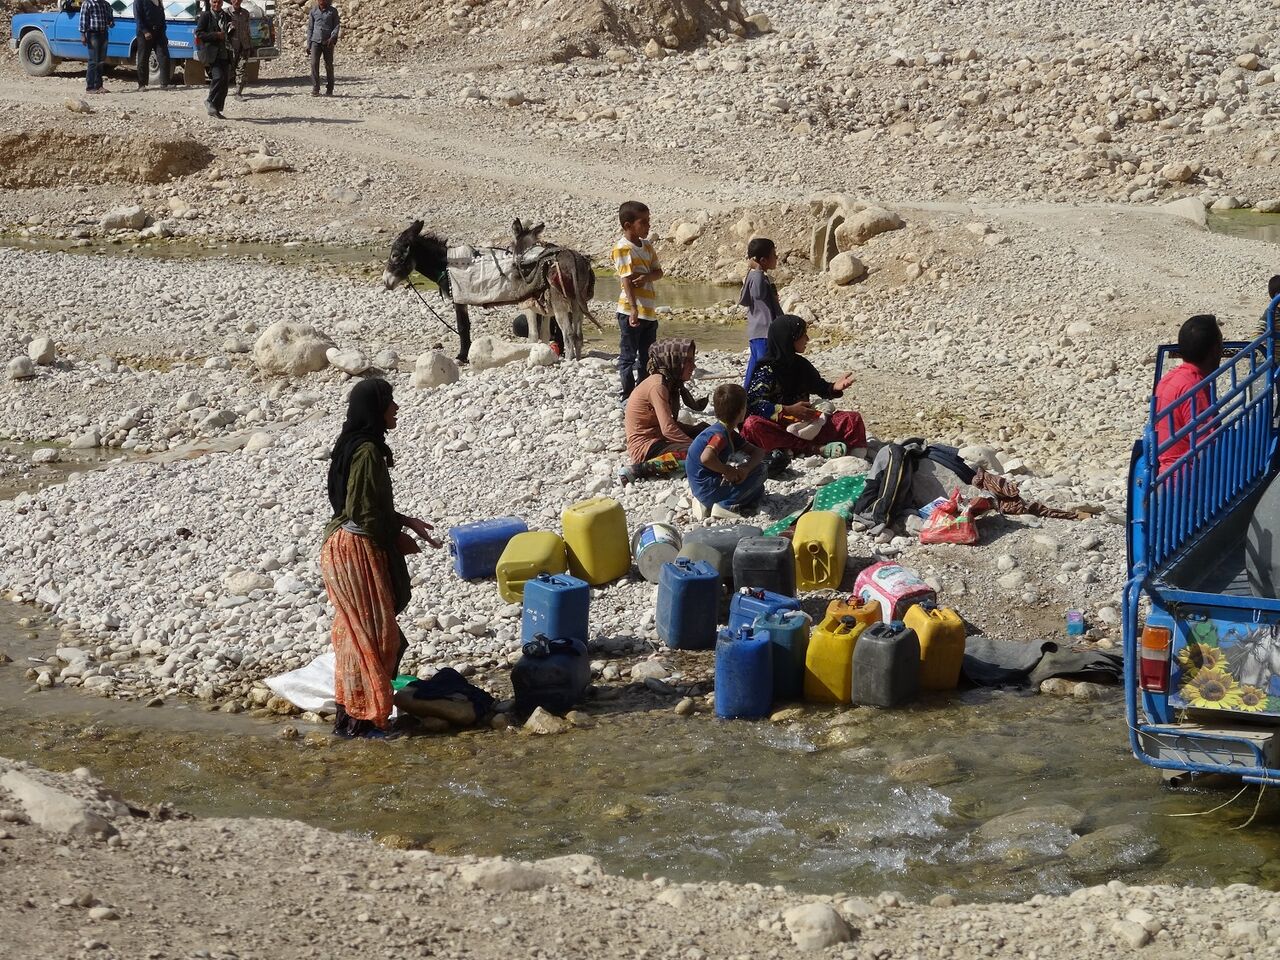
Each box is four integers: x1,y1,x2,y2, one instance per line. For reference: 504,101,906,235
4,756,1280,960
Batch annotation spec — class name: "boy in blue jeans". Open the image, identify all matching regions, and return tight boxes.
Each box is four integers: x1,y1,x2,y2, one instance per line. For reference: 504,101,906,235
739,237,782,387
612,200,663,401
688,384,768,520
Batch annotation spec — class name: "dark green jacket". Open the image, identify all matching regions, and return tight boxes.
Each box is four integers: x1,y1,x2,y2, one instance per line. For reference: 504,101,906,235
323,442,410,612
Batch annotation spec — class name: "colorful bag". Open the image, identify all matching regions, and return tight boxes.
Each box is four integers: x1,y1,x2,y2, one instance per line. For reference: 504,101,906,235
854,561,936,623
919,488,993,546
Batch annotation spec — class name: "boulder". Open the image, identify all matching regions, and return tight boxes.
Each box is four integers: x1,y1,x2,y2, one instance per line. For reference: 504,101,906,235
523,707,571,735
224,570,273,594
834,207,905,249
244,432,274,453
674,221,703,244
0,771,117,839
32,448,60,465
977,803,1086,843
27,337,55,365
1161,161,1196,184
253,321,335,377
1164,197,1207,227
7,357,36,381
326,347,371,377
888,753,963,785
247,154,292,174
827,252,867,286
1066,823,1158,872
527,344,559,367
458,859,552,892
783,903,853,950
1256,199,1280,214
411,350,460,388
100,205,146,231
69,428,101,450
469,336,532,371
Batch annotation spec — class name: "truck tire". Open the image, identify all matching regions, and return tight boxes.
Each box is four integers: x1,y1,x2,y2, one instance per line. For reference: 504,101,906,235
182,59,205,85
243,60,259,82
18,31,56,77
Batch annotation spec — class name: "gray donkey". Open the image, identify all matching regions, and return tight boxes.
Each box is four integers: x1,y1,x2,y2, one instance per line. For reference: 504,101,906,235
512,219,598,361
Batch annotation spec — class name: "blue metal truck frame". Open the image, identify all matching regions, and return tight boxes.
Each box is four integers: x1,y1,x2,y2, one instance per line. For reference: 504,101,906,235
1125,295,1280,785
8,0,277,83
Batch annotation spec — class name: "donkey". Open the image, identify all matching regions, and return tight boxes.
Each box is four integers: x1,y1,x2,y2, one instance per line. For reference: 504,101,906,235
511,218,598,361
382,220,473,363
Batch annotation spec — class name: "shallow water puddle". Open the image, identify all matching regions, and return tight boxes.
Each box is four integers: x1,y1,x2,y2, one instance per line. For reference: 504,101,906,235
1207,211,1280,245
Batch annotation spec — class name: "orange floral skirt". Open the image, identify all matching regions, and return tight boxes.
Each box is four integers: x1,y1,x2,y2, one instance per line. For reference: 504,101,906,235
320,528,400,728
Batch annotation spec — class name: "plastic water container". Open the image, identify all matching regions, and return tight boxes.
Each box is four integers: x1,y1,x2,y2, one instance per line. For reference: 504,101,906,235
676,541,728,579
562,496,630,586
656,558,721,650
821,596,882,633
733,537,796,596
727,587,802,633
631,522,682,584
521,573,590,645
851,621,921,708
496,531,568,602
804,614,866,704
448,517,528,580
904,604,966,690
793,511,848,591
511,635,590,715
714,626,773,719
682,525,762,585
753,610,810,702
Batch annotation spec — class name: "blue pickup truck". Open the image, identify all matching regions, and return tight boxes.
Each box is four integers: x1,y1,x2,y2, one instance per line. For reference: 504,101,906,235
1125,295,1280,785
8,0,278,84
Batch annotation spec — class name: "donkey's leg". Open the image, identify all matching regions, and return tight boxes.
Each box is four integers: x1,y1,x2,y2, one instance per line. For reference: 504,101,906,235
553,295,578,361
455,305,471,364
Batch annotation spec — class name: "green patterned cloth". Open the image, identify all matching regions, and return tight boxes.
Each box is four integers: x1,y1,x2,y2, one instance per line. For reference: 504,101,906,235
814,475,866,519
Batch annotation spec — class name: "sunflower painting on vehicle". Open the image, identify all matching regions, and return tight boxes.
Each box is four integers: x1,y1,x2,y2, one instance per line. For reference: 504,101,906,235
1170,618,1280,717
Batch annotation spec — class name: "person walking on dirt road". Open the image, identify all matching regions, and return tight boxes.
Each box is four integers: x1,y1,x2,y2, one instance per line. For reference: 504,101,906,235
79,0,114,94
307,0,341,96
195,0,232,118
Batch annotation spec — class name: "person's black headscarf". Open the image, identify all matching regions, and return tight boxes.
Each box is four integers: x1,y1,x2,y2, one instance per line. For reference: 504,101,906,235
760,314,838,403
327,378,394,517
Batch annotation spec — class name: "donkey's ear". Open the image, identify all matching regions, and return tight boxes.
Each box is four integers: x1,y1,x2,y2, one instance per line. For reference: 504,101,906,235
512,218,523,234
531,222,545,236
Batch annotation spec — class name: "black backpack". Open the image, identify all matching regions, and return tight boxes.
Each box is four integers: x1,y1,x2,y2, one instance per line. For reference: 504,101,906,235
853,438,928,532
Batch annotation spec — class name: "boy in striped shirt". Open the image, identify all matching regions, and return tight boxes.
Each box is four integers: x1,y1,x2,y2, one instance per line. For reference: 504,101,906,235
612,200,663,402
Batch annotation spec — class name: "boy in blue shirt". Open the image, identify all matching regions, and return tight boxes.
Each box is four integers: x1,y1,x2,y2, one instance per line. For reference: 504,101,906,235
687,384,768,520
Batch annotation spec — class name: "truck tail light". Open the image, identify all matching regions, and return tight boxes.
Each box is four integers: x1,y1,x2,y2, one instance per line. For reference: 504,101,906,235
1139,625,1172,693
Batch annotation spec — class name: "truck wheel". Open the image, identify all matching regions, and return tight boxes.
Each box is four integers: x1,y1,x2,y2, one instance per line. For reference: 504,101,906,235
243,61,260,83
183,59,205,85
18,31,56,78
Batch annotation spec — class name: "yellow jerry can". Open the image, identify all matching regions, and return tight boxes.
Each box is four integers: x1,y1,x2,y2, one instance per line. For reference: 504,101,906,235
822,596,881,632
793,510,847,590
562,496,630,586
496,531,567,602
803,614,870,704
904,604,966,690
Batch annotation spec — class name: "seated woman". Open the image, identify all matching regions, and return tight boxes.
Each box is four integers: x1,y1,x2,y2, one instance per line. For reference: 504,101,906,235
741,315,866,457
619,338,708,483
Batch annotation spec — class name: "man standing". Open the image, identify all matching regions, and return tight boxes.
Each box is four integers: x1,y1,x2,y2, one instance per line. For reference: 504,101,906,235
195,0,231,118
79,0,114,94
307,0,340,97
226,0,253,98
133,0,169,90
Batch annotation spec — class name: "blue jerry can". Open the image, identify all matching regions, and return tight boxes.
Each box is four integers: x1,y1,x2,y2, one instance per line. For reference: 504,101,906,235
727,587,802,633
521,573,590,644
715,626,774,719
449,517,528,580
753,610,810,702
656,558,721,650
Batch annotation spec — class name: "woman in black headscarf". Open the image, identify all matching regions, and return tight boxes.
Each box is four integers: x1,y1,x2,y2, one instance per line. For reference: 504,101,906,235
321,379,439,739
741,315,866,456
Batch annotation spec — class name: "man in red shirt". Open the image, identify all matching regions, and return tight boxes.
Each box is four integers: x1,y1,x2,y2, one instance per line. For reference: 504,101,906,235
1155,314,1222,473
